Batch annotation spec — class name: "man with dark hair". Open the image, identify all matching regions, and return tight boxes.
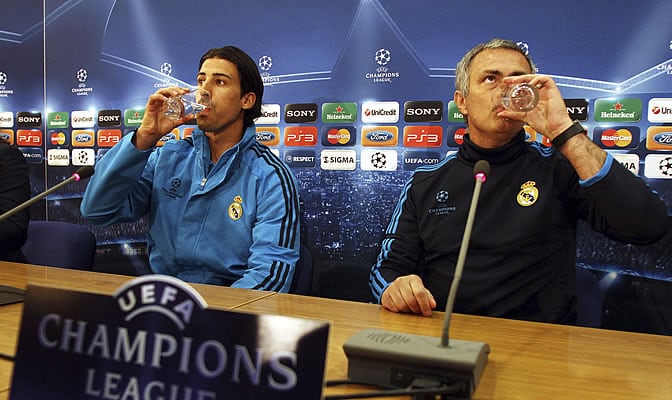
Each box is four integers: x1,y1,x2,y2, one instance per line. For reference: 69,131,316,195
0,137,30,262
82,46,300,292
370,38,669,324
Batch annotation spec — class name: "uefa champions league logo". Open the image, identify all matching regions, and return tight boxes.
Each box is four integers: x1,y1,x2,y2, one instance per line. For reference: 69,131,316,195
76,68,88,84
365,47,400,83
72,67,94,96
258,54,279,85
0,71,12,98
160,62,173,75
258,55,273,71
374,48,391,66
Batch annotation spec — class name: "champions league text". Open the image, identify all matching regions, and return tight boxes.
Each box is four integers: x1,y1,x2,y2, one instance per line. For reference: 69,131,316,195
33,278,301,400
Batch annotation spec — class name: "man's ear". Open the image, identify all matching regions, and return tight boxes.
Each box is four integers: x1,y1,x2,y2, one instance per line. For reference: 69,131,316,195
454,90,468,116
241,92,256,110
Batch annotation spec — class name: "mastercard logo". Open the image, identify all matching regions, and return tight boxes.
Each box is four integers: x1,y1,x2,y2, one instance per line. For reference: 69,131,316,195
50,131,66,145
327,128,352,145
600,128,633,147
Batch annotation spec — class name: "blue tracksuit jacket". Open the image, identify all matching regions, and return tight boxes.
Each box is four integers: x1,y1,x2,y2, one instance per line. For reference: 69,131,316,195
81,126,300,292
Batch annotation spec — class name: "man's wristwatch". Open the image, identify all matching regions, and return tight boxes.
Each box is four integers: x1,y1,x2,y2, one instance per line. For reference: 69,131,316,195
551,120,586,148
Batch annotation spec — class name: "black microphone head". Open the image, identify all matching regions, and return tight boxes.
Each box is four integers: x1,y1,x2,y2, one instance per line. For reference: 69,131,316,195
473,160,490,177
73,165,95,181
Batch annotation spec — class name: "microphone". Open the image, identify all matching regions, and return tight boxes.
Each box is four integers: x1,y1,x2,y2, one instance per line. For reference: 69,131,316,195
0,165,94,222
343,161,491,398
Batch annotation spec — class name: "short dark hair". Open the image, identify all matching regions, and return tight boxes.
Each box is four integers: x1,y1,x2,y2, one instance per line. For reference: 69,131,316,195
199,46,263,128
455,38,536,97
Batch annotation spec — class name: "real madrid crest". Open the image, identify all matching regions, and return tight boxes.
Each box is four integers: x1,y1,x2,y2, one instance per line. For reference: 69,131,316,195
516,181,539,207
228,196,243,220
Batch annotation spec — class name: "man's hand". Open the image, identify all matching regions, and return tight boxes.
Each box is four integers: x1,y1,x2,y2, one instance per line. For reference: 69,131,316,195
381,274,437,317
134,87,195,150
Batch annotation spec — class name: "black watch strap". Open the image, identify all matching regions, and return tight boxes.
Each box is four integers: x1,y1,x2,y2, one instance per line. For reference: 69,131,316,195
551,120,586,148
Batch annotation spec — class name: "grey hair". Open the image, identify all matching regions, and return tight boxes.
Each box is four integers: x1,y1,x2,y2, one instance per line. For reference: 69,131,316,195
455,38,536,96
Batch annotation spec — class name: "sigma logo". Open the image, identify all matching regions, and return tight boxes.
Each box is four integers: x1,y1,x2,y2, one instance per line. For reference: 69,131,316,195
284,103,318,123
255,104,281,124
648,98,672,123
255,127,280,146
403,101,443,122
284,126,317,146
0,111,13,128
71,130,94,147
612,153,639,175
320,149,356,170
97,109,122,127
361,126,398,146
47,148,70,166
284,149,316,168
403,126,442,147
564,99,588,121
71,110,95,128
16,112,42,128
361,101,399,123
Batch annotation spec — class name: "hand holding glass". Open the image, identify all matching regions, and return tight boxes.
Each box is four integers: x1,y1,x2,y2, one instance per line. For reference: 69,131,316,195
164,88,211,120
501,83,539,112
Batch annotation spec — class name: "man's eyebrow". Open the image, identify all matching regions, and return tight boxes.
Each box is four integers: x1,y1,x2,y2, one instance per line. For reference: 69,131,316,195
480,69,528,77
197,72,233,79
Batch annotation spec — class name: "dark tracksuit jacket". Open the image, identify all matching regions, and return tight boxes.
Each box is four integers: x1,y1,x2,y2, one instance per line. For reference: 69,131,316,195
370,131,668,323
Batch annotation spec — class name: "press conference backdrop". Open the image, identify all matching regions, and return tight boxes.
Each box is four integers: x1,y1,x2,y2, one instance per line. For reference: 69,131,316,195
1,0,671,334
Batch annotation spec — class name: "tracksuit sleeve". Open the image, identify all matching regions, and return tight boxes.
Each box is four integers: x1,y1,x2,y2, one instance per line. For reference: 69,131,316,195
369,176,424,303
580,154,669,244
80,132,155,226
231,153,301,293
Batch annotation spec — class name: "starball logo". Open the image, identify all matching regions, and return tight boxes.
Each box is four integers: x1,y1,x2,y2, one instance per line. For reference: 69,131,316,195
365,48,400,83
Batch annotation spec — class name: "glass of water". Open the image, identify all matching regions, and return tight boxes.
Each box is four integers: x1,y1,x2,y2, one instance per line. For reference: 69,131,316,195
501,83,539,112
164,88,211,120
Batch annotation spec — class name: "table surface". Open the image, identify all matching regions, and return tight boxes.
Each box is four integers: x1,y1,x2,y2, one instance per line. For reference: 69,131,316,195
2,262,672,399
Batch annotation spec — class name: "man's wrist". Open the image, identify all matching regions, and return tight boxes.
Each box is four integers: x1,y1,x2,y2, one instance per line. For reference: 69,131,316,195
551,120,587,149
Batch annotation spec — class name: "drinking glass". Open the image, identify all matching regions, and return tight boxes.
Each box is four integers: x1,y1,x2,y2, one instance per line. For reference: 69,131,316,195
164,88,211,120
501,83,539,112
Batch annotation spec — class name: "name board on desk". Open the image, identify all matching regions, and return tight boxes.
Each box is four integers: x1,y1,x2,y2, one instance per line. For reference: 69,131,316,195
10,275,329,400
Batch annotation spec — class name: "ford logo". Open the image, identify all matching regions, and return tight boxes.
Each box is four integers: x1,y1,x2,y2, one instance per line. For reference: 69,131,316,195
256,131,276,141
74,134,92,142
652,132,672,145
366,130,393,142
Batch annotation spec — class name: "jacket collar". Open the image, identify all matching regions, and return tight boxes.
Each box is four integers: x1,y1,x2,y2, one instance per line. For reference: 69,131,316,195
458,130,527,165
